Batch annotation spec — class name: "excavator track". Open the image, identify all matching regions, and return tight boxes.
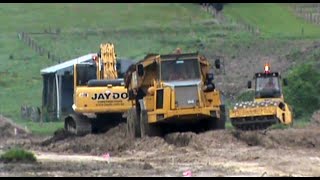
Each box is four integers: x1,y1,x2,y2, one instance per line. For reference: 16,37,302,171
230,101,280,131
65,113,92,136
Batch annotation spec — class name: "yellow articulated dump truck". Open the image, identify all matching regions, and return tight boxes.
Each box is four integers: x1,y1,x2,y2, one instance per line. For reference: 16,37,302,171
64,43,133,135
124,50,227,138
229,64,293,130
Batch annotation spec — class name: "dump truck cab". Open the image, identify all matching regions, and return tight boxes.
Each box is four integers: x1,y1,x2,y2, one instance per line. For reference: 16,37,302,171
125,51,227,138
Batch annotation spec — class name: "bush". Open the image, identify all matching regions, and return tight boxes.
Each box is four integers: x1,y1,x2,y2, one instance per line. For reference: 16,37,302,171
283,63,320,119
235,90,255,102
0,148,37,163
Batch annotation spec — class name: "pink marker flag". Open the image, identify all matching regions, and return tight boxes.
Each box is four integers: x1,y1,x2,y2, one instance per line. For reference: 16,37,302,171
102,153,110,161
183,170,192,177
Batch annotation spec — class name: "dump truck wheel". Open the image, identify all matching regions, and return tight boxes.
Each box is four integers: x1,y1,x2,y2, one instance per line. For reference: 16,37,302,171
216,104,227,129
206,117,217,130
207,106,226,130
126,108,141,139
127,108,135,139
140,110,162,138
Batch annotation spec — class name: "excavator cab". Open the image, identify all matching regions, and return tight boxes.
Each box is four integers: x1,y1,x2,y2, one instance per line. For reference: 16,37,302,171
74,62,97,86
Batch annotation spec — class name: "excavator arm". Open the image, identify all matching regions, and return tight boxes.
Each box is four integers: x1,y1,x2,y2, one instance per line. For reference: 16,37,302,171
94,43,118,80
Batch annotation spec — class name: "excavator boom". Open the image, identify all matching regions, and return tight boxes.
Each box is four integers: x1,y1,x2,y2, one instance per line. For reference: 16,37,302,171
93,43,118,80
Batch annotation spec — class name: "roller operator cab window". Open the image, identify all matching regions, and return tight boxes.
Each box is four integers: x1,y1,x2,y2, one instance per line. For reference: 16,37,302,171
161,59,200,81
255,76,281,98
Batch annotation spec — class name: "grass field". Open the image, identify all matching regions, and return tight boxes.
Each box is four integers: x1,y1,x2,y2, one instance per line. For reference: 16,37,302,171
0,3,319,135
223,3,320,38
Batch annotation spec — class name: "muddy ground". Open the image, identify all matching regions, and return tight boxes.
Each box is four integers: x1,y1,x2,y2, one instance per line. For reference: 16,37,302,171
1,114,320,177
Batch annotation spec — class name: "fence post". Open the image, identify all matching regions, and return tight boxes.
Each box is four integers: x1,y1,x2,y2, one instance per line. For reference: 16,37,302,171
310,12,312,22
31,40,34,49
27,38,31,46
39,47,43,55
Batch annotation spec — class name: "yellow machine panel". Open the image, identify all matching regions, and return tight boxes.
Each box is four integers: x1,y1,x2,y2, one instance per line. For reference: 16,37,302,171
74,86,131,113
230,64,293,130
230,106,276,118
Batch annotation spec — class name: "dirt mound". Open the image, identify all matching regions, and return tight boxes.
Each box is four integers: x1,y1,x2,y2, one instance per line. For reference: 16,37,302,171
133,136,172,152
0,115,29,139
311,110,320,126
38,120,320,157
41,129,75,146
39,123,134,156
164,132,197,147
163,130,243,151
39,124,186,156
38,123,244,156
233,128,320,149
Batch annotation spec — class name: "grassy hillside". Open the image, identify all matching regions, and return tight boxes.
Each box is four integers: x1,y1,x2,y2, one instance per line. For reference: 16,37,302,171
1,3,241,60
223,3,320,38
0,3,319,134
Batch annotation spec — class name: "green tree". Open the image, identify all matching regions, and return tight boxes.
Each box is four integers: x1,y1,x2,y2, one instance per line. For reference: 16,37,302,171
284,63,320,119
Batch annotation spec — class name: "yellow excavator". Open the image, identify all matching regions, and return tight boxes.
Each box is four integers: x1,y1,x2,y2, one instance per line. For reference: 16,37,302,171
64,43,133,135
229,63,293,130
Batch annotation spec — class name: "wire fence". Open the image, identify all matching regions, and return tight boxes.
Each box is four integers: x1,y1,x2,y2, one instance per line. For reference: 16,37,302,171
16,28,61,122
293,3,320,25
200,4,260,36
17,28,61,63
